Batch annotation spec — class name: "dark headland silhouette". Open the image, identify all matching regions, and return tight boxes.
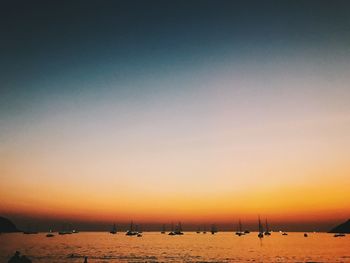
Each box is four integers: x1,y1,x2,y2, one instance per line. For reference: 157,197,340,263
329,219,350,233
0,217,20,233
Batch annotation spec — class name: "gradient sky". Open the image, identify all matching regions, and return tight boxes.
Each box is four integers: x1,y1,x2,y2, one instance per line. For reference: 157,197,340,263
1,0,350,231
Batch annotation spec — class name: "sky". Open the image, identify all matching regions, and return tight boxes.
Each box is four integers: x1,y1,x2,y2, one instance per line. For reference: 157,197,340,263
1,0,350,231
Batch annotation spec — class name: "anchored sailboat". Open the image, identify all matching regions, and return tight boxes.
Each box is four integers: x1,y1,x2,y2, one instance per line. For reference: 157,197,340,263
161,224,166,234
168,222,176,235
235,220,244,236
23,224,38,235
264,219,271,235
211,224,218,234
126,221,138,236
175,222,184,235
46,229,54,237
110,223,117,234
258,216,264,238
169,222,184,235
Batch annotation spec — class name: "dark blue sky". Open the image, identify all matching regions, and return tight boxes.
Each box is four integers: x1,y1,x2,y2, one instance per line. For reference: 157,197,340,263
1,1,350,107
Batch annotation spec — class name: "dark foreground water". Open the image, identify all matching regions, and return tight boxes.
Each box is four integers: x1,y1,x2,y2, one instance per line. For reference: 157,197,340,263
0,232,349,262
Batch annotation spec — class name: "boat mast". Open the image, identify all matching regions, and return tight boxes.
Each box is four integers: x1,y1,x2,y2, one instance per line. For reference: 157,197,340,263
258,216,263,233
265,219,269,233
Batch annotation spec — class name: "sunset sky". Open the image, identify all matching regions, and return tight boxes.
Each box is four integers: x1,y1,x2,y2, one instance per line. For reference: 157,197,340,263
1,1,350,231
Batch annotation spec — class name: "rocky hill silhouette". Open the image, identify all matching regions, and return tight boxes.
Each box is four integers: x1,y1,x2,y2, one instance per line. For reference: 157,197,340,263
329,219,350,233
0,216,20,233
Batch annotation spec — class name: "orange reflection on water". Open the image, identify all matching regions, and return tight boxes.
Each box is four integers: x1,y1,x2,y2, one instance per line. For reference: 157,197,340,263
0,232,349,262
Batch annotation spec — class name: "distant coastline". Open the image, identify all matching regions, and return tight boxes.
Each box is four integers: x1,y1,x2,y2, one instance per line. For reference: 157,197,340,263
1,216,349,233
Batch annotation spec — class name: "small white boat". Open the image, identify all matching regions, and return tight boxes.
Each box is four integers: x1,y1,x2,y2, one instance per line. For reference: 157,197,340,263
46,229,54,237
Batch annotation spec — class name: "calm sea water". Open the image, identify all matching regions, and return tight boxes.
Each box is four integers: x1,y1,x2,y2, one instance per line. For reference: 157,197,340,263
0,232,349,262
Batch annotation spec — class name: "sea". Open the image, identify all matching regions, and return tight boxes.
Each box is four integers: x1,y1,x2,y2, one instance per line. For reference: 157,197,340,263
0,232,349,262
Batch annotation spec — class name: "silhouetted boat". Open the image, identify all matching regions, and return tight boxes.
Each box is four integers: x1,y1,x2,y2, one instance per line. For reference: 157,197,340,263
169,222,184,235
202,225,207,234
264,219,271,235
244,230,250,234
282,232,288,235
125,221,138,236
196,226,201,234
168,222,176,235
161,224,166,234
23,231,38,234
211,224,218,234
110,223,117,234
174,222,184,235
258,217,264,238
334,233,346,237
23,224,38,234
58,230,72,235
136,225,142,237
46,229,54,237
135,224,142,233
58,223,72,235
304,233,308,237
235,220,244,236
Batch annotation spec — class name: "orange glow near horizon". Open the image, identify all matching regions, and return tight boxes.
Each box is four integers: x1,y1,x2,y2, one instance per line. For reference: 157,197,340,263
1,169,349,224
1,61,350,228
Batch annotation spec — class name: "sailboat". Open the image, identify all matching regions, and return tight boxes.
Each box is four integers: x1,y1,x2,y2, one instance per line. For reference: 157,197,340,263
161,224,166,234
211,224,218,234
168,222,176,235
258,217,264,238
58,223,71,235
110,223,117,234
235,220,244,236
169,222,184,235
196,226,201,234
23,224,38,235
135,225,142,237
174,222,184,235
264,219,271,235
46,229,54,237
126,221,138,236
